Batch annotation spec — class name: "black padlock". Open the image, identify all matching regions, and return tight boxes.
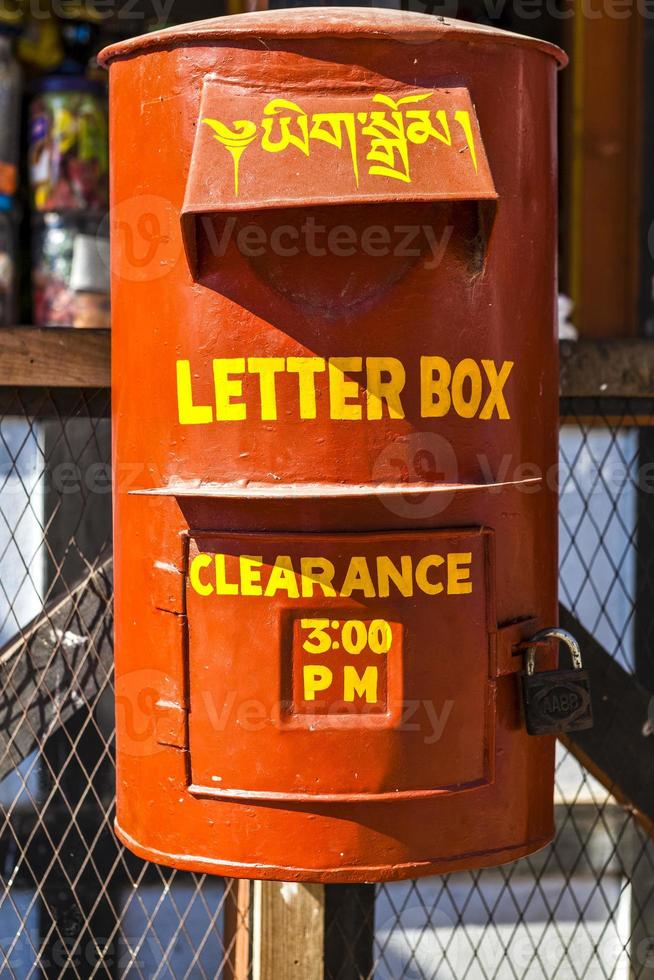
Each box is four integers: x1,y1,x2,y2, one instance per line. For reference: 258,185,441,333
521,627,593,736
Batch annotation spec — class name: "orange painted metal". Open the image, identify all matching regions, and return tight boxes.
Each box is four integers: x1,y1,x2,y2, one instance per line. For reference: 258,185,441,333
100,10,567,883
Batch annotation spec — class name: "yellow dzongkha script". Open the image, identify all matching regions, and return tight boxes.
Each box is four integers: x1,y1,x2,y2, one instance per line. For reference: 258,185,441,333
202,93,480,194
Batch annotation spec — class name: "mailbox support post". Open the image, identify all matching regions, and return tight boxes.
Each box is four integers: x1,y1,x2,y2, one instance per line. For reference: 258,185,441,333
223,879,252,980
226,879,376,979
324,884,376,980
252,880,325,980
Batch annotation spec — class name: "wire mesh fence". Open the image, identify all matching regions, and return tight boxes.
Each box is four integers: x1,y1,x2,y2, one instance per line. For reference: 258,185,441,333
0,389,652,978
371,398,654,980
0,388,248,979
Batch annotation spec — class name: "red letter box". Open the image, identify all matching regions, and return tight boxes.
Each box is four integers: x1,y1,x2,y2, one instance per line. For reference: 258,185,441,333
100,10,568,882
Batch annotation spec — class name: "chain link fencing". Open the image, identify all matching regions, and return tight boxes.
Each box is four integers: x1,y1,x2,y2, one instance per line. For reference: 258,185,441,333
371,398,654,980
0,389,651,978
0,388,246,980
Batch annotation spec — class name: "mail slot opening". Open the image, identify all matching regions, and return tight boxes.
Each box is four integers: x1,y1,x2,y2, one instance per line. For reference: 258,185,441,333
187,199,496,315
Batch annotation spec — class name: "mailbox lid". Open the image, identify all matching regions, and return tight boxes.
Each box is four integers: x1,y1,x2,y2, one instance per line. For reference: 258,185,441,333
185,527,497,803
99,9,567,67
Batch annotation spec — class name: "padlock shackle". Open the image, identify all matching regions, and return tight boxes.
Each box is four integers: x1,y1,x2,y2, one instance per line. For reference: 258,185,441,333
525,627,583,675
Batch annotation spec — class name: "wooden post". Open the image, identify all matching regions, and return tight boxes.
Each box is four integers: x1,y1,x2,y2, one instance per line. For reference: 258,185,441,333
223,879,252,980
217,876,379,980
252,881,325,980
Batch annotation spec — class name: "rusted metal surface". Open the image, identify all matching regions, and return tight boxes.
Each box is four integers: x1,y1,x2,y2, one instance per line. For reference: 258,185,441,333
101,9,564,882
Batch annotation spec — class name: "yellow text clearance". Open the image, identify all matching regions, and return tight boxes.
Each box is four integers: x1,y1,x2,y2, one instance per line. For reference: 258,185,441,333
188,551,473,599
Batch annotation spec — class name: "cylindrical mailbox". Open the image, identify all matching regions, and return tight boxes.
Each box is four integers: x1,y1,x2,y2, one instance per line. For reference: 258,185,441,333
100,10,567,883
